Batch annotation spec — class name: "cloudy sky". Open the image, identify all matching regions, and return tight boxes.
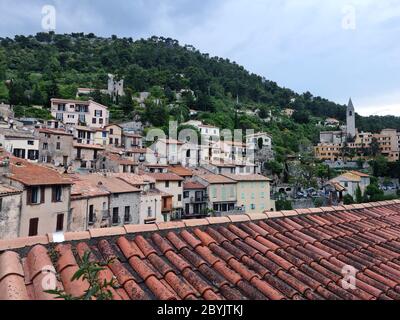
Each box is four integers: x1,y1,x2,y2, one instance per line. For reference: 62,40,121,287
1,0,399,116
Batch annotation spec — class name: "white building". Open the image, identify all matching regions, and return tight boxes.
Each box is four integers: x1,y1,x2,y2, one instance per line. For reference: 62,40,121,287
0,129,39,162
51,99,109,129
183,120,220,143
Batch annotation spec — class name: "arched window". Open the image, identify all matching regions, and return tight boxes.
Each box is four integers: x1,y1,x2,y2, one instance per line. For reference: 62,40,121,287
349,111,353,116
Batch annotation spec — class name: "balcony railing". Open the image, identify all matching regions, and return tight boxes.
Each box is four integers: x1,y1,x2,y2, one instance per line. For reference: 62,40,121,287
190,196,208,203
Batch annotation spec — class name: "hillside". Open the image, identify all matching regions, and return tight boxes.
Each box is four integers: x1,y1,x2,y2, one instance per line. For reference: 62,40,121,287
1,32,400,160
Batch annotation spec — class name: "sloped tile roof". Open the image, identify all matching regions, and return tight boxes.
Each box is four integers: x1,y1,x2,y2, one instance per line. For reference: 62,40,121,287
1,155,73,186
168,165,193,177
1,201,400,300
196,174,236,185
146,173,184,182
183,181,207,190
222,174,272,182
0,184,22,196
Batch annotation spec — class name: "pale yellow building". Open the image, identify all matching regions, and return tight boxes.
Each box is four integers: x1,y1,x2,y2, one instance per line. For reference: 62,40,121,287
222,174,275,213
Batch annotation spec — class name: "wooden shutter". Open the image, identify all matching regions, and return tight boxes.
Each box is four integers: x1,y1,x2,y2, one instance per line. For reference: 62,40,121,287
56,214,64,232
52,187,56,203
29,218,39,237
26,188,32,205
40,187,45,204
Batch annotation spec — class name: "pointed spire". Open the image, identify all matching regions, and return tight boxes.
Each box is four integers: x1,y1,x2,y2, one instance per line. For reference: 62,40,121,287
348,97,354,109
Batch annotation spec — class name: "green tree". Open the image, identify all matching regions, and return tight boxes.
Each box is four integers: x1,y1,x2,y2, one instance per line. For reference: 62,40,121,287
343,194,355,205
0,48,6,80
8,80,26,106
32,85,44,105
370,137,380,157
120,89,134,115
144,100,169,127
355,185,363,204
265,160,284,176
370,156,388,177
365,183,384,202
275,199,293,211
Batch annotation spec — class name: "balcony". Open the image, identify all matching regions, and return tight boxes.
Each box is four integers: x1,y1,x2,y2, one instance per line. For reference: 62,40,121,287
190,196,208,203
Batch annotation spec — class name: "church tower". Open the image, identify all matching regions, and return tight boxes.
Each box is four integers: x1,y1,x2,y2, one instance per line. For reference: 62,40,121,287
346,98,356,139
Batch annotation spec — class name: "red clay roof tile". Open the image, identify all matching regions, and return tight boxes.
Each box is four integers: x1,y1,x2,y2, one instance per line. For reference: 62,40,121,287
1,202,400,300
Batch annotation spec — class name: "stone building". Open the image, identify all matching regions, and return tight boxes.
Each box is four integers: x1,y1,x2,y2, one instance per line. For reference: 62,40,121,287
37,128,73,167
0,151,72,238
0,184,22,240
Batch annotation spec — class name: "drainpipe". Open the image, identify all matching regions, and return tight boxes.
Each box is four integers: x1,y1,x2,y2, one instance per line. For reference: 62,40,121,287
85,197,89,231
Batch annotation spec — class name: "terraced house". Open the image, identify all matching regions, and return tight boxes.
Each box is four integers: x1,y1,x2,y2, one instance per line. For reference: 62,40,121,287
0,151,72,238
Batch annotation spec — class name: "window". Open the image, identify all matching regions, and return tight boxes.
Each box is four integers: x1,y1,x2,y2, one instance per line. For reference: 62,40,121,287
56,214,64,232
124,206,131,223
115,138,119,145
212,186,217,199
230,186,235,198
110,129,114,135
89,205,95,225
251,204,256,210
13,149,25,159
165,181,170,188
28,150,39,161
29,218,39,236
27,186,42,205
178,181,182,187
183,191,189,199
52,186,62,202
99,118,103,124
147,207,152,218
56,142,61,150
43,143,48,150
112,208,119,225
92,118,97,124
56,113,63,121
28,140,34,145
178,194,182,201
109,138,113,145
95,110,103,117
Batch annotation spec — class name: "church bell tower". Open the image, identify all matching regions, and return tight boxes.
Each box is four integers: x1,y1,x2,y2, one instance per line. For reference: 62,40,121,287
346,98,356,139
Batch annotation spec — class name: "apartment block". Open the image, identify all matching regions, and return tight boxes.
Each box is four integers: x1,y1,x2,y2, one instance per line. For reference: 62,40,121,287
51,98,109,129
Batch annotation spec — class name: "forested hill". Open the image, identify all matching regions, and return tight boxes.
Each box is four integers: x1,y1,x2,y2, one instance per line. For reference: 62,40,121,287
0,32,399,135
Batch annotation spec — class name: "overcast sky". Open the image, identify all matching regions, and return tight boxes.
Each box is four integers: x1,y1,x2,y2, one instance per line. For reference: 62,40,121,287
1,0,399,116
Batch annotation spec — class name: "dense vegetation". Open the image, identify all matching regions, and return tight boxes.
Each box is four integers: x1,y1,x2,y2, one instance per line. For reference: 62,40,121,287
1,32,400,160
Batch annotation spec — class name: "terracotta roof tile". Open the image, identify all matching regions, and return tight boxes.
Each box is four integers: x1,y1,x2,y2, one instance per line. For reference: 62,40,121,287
3,156,73,186
168,165,193,177
146,173,184,182
1,202,400,300
183,181,207,190
0,184,22,196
